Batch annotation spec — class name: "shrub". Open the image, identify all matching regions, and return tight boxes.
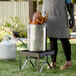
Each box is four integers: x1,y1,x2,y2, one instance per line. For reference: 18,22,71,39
37,0,43,5
72,0,76,4
0,26,13,42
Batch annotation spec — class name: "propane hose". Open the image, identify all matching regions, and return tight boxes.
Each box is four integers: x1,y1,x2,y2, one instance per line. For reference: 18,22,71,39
16,38,27,49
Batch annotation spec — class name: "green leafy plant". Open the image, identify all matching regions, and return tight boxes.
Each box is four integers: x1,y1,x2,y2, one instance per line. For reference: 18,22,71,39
37,0,43,4
10,16,27,32
69,28,72,37
72,0,76,4
19,31,27,38
3,16,27,38
3,22,12,28
0,26,13,42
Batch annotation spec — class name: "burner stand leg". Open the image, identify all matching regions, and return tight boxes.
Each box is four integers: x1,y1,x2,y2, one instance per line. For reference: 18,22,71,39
46,54,52,69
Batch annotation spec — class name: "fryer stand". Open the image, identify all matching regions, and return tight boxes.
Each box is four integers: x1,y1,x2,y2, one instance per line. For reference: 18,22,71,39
19,50,55,73
19,24,55,73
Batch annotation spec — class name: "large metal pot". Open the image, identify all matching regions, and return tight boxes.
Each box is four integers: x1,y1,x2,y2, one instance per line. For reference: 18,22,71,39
27,23,47,52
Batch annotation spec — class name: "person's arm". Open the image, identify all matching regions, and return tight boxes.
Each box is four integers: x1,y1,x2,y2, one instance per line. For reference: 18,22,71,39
66,0,75,28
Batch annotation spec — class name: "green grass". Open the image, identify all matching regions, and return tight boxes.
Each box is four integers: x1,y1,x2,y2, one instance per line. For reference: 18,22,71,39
0,40,76,76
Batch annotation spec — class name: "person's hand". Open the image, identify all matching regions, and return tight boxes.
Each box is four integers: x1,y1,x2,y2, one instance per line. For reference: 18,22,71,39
69,16,75,28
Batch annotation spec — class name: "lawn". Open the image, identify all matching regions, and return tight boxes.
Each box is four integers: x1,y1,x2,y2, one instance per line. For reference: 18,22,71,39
0,40,76,76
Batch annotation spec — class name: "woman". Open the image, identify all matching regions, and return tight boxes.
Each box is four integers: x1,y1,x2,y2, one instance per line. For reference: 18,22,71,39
42,0,74,69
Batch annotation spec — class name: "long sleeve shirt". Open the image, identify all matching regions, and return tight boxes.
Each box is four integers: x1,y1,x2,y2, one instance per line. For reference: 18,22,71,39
65,0,71,3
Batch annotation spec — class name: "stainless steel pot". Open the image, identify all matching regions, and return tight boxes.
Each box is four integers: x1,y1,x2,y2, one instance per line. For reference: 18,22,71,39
27,23,47,52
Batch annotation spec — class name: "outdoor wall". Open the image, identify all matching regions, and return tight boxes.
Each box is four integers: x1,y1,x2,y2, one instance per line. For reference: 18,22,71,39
0,1,36,25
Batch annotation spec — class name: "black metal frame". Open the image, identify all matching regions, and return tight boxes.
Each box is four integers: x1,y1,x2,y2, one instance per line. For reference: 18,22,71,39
19,50,55,73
